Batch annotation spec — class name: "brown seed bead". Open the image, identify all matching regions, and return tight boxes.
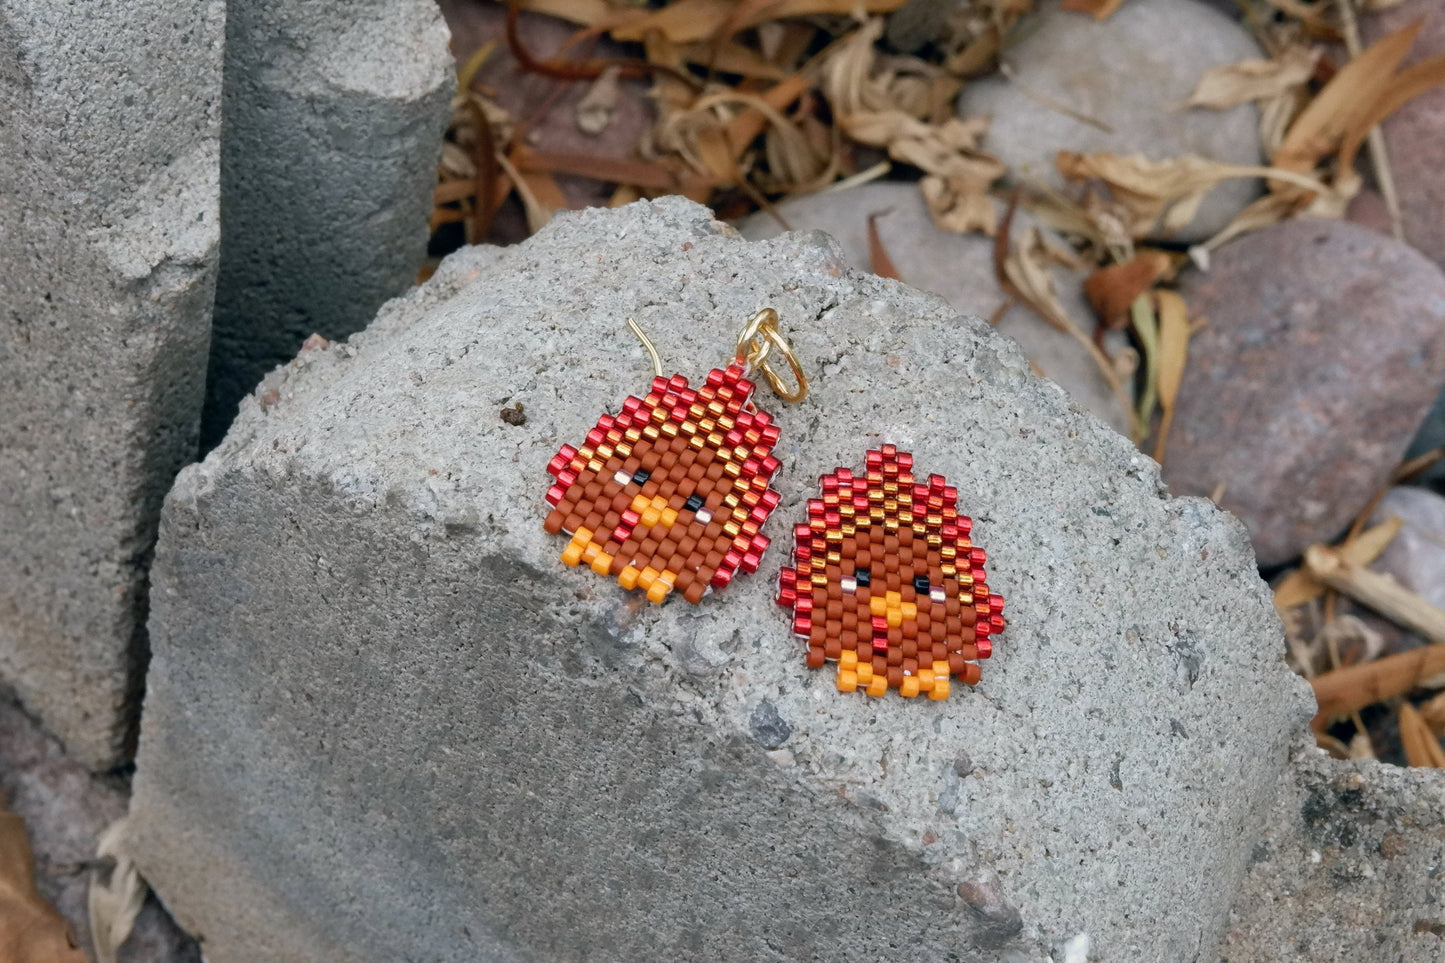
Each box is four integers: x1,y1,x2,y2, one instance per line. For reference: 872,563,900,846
948,652,968,676
657,539,678,558
884,535,899,554
856,550,872,569
872,655,887,675
959,662,982,685
902,639,918,658
827,580,844,600
684,581,707,604
916,610,931,632
838,629,857,648
958,643,978,660
668,493,687,511
887,627,902,646
901,620,918,640
564,513,585,532
841,611,857,630
544,510,565,535
887,666,904,688
855,586,871,605
961,607,977,626
959,626,975,644
611,492,632,513
886,572,902,591
807,646,826,669
641,451,661,471
809,624,828,646
824,638,842,659
667,554,688,576
932,643,948,662
826,600,843,620
903,657,918,675
887,647,903,666
899,547,913,566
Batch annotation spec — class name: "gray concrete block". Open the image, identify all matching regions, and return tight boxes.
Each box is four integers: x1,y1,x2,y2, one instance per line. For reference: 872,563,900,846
126,198,1312,961
0,2,223,769
200,0,452,450
1223,738,1445,962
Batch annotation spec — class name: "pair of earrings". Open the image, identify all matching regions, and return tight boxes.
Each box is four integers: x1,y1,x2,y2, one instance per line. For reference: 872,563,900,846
541,310,1005,700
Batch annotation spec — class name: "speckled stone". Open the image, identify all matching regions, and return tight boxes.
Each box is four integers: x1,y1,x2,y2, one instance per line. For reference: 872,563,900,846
957,0,1264,242
1163,219,1445,567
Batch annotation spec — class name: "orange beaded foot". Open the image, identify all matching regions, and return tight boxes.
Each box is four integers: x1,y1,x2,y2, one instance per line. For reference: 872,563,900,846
777,446,1005,699
544,364,782,603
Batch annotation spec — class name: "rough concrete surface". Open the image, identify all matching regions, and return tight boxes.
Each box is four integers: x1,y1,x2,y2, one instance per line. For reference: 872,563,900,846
127,198,1311,962
1223,737,1445,962
0,692,199,962
200,0,452,449
0,2,223,768
737,182,1132,432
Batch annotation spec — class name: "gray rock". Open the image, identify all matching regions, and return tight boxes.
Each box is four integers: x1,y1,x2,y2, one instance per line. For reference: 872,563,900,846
125,198,1310,962
200,0,453,449
1369,487,1445,611
0,2,223,768
1163,219,1445,567
0,692,199,962
1224,738,1445,963
737,182,1132,432
958,0,1264,242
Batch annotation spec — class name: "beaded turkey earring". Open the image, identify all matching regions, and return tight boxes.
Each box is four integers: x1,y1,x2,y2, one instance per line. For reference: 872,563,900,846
544,309,807,604
777,446,1005,700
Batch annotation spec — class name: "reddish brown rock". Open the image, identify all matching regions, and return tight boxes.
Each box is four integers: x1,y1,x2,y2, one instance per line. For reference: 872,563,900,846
437,0,654,244
1163,219,1445,566
1362,0,1445,269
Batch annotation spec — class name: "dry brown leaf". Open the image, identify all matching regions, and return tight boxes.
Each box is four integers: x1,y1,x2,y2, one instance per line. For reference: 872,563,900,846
0,794,87,963
606,0,908,45
1082,251,1172,327
1056,151,1328,238
1420,688,1445,735
997,221,1134,428
1274,516,1404,611
1151,289,1190,465
1338,52,1445,175
1313,643,1445,723
1181,45,1318,110
1399,702,1445,768
1273,18,1422,177
89,820,146,963
867,210,902,280
1305,543,1445,645
574,65,622,136
495,150,567,233
1060,0,1126,20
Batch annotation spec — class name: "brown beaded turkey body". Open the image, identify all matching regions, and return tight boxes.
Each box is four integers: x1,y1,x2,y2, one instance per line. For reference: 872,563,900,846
778,446,1004,700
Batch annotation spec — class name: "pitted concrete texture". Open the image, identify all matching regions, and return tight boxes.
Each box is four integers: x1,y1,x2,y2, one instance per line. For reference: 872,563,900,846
199,0,452,450
127,198,1312,962
1223,738,1445,962
0,2,222,769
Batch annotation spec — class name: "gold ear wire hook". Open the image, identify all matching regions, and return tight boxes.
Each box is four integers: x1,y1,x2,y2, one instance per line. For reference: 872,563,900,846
735,307,809,404
626,317,664,379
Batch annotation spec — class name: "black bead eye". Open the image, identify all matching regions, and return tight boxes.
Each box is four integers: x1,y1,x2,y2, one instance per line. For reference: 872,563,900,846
631,468,652,485
854,569,871,588
913,575,930,593
683,493,705,513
